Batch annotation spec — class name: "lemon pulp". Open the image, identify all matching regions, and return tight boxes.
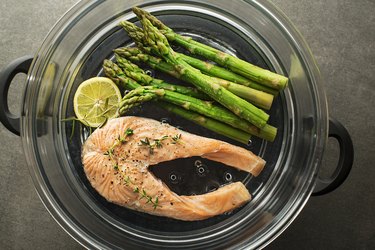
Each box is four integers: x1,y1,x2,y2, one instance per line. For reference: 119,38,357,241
73,77,122,127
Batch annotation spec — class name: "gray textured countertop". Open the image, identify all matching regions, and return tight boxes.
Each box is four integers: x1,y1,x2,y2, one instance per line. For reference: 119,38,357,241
1,0,374,249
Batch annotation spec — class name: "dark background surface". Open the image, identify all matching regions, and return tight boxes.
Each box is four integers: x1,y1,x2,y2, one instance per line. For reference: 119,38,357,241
0,0,374,249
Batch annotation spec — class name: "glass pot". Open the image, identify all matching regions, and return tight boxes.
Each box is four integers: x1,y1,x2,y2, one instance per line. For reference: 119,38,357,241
0,0,353,249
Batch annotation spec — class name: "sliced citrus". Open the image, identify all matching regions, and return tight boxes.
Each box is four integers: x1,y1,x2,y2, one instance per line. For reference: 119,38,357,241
73,77,122,127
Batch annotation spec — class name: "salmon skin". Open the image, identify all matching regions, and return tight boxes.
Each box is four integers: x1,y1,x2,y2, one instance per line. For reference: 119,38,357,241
82,116,266,221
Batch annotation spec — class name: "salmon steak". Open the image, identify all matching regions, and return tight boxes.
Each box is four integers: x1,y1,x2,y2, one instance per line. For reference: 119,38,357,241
82,116,266,221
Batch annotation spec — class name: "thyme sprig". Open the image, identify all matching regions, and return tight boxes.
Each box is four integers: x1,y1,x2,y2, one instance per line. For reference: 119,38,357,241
134,187,160,209
139,135,168,154
104,128,134,159
61,116,94,140
123,175,133,186
139,134,182,153
171,133,182,144
154,135,169,148
113,163,119,171
104,148,115,158
118,175,160,210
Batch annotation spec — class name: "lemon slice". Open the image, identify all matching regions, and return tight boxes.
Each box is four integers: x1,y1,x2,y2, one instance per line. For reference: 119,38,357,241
73,77,122,127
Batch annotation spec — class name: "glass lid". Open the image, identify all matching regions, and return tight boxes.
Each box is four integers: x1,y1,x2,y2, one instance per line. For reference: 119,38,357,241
21,0,328,249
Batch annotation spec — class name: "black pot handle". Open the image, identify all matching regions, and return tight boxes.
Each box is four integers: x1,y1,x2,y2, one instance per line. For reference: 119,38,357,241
0,56,33,136
312,117,354,196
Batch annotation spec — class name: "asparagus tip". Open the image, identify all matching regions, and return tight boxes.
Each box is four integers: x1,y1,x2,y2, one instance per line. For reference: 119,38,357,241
132,6,150,20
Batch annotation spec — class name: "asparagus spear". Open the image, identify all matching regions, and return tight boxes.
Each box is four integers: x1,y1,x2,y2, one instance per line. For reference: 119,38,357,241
177,52,278,96
114,54,208,100
103,60,276,141
132,7,288,90
118,90,253,144
137,16,269,128
119,20,279,96
103,60,251,143
103,59,141,89
157,103,252,144
116,86,277,142
119,21,277,95
115,48,274,110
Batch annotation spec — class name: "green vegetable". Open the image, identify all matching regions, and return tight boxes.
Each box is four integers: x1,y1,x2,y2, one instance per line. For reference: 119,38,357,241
132,6,288,90
116,85,277,142
176,52,278,96
115,47,274,110
158,103,253,144
103,60,260,143
118,21,278,95
136,16,269,128
114,53,209,100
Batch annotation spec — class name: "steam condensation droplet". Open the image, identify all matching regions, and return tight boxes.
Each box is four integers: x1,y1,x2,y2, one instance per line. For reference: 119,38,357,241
198,167,205,174
145,69,154,77
160,118,170,124
194,160,202,167
224,172,232,182
169,172,179,184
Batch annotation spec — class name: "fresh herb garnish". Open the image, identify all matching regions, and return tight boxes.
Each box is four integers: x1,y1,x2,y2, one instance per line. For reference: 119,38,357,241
153,197,159,210
104,148,114,159
61,116,94,141
139,188,160,210
171,133,182,144
124,175,132,186
140,137,150,146
154,135,169,148
125,128,134,135
139,135,169,154
104,127,134,160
